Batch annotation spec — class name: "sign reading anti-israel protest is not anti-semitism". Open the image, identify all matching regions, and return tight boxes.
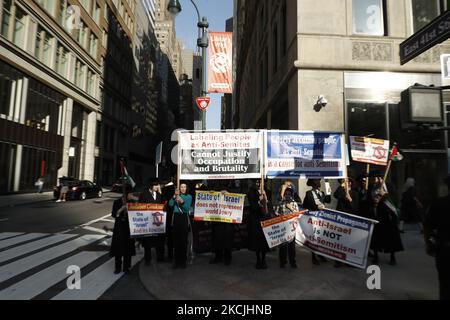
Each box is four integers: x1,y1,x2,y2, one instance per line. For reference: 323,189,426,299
296,209,377,269
178,131,263,180
127,203,166,237
265,131,347,179
261,211,307,249
194,190,245,224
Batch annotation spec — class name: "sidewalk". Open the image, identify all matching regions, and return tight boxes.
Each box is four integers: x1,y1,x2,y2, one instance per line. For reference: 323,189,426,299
0,188,114,208
138,225,438,300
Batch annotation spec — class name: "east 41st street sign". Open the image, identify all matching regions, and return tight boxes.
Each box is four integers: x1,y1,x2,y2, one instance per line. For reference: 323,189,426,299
400,10,450,65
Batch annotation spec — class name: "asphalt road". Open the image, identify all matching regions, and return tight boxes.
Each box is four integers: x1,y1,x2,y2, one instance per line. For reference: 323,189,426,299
0,193,155,300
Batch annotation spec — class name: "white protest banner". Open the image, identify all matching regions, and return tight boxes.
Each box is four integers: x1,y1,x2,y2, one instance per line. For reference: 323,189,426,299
261,211,307,249
350,136,390,166
296,209,378,269
194,190,245,224
265,131,347,179
178,131,263,180
127,203,166,237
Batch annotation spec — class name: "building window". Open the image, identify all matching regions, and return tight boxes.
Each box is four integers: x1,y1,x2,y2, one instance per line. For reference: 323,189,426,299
34,25,54,68
87,69,95,96
36,0,56,17
93,2,100,24
411,0,443,32
74,59,85,88
1,0,12,39
353,0,387,36
55,43,69,77
89,33,97,57
13,7,26,48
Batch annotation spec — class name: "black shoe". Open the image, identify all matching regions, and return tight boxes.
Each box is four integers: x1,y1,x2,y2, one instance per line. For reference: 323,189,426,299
290,262,298,269
114,269,121,274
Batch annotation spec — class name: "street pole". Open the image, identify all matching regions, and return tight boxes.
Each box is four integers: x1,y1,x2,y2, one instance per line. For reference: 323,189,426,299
201,41,207,131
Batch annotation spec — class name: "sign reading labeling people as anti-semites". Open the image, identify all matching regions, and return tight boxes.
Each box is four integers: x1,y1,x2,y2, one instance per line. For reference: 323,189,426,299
265,131,347,179
178,131,263,180
127,203,166,237
295,209,377,269
261,211,306,249
350,136,390,166
194,191,245,224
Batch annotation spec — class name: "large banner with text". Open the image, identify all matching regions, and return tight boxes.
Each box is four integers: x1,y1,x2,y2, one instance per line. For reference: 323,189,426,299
265,131,347,179
127,203,166,237
194,190,245,224
178,131,263,180
295,209,377,269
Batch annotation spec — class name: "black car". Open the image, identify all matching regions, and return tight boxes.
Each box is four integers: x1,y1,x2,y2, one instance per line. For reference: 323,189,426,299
54,178,103,201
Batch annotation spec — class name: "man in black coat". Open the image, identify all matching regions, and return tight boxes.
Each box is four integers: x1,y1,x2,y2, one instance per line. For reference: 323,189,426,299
139,180,165,265
424,175,450,300
303,179,331,265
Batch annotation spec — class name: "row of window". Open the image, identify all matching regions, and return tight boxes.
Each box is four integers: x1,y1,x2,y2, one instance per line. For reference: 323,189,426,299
0,2,98,98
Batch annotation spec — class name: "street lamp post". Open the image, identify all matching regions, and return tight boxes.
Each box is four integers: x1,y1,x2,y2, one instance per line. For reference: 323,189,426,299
167,0,208,131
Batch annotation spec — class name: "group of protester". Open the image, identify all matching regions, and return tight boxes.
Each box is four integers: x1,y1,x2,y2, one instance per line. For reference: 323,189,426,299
108,173,450,300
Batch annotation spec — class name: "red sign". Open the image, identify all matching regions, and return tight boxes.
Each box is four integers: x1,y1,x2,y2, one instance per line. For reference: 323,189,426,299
196,97,211,111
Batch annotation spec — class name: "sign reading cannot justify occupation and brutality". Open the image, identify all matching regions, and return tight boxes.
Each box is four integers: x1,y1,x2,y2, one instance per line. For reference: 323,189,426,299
178,131,263,180
194,190,245,224
127,203,166,237
295,209,378,269
400,10,450,65
350,136,390,166
265,131,347,179
261,211,306,249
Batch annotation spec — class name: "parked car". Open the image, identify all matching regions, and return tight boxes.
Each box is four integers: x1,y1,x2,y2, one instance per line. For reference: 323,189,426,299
54,178,103,201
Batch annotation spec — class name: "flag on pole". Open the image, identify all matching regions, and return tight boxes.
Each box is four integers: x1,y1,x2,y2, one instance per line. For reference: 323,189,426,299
119,159,136,188
390,145,404,162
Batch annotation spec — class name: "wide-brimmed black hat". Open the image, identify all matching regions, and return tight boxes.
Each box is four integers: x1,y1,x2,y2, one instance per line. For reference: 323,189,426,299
368,170,384,178
307,179,321,187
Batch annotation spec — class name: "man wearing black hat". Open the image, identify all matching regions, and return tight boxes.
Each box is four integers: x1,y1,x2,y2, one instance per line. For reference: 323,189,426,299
424,175,450,300
303,178,331,265
139,179,165,265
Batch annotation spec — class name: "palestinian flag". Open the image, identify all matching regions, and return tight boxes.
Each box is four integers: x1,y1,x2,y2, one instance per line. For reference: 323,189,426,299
119,160,136,188
390,144,404,162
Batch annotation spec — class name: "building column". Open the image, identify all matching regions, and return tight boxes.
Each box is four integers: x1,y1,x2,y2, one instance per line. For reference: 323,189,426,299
81,111,97,181
12,77,28,192
58,98,73,178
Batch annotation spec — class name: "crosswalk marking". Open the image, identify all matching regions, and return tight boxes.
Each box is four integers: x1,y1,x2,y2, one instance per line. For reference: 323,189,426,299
52,253,143,300
0,234,76,263
0,233,47,250
0,233,24,241
0,251,107,300
0,234,104,283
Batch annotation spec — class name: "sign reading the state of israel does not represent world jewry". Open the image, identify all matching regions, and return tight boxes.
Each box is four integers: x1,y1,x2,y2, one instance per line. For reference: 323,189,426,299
265,131,347,179
261,211,307,249
127,203,166,237
178,131,263,180
350,136,390,166
194,190,245,224
295,209,378,269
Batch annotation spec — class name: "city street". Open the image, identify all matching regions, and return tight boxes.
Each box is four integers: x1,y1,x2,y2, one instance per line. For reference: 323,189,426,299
0,193,154,300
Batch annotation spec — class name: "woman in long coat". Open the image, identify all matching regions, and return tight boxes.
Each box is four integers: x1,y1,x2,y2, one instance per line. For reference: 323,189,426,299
247,180,272,269
110,189,137,274
368,188,404,265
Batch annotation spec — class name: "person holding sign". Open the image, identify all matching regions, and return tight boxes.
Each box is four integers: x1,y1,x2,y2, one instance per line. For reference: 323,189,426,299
139,180,165,265
110,187,138,274
303,179,331,266
334,178,360,216
169,183,192,269
277,184,302,269
247,180,273,270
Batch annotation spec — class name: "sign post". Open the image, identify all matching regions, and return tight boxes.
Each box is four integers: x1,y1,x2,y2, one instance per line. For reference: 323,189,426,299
155,142,162,179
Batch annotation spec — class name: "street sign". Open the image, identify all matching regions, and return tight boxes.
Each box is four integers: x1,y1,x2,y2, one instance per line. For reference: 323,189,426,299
400,10,450,65
195,97,211,111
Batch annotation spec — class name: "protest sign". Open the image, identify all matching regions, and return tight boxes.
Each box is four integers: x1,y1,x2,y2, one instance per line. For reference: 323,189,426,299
265,131,347,179
295,209,377,269
178,131,263,180
350,136,390,166
261,211,307,249
127,203,166,237
194,190,245,224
